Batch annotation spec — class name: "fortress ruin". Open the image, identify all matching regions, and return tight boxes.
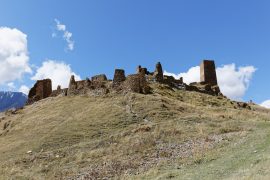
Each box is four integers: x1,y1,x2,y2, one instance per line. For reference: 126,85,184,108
27,79,52,104
200,60,218,86
27,60,222,104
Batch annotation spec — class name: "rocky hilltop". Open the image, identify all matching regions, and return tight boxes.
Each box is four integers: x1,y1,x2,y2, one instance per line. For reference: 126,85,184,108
0,60,269,179
27,60,223,105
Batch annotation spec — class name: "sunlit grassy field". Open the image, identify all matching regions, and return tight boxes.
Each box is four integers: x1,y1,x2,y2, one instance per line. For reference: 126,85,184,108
0,83,269,179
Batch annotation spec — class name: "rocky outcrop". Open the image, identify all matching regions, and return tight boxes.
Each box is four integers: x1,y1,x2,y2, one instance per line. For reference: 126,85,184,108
187,82,222,96
27,79,52,104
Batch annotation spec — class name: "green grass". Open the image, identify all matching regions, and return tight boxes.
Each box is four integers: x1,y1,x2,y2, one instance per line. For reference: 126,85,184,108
0,83,269,179
135,122,270,180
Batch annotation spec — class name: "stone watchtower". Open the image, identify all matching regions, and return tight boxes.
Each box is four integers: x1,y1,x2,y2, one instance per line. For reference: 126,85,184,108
113,69,126,86
154,62,164,82
27,79,52,104
200,60,218,86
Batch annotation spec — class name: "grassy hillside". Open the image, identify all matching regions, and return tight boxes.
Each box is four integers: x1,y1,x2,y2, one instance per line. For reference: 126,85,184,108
0,83,269,179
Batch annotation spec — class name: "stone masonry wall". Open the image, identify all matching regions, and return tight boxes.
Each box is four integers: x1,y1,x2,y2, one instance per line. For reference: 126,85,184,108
27,79,52,104
124,74,151,94
153,62,163,82
200,60,218,86
113,69,126,87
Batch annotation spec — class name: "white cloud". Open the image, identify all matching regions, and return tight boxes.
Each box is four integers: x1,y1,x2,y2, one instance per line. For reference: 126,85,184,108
164,63,256,100
0,27,32,85
216,64,256,100
7,82,16,90
260,100,270,109
19,85,30,95
31,60,81,90
164,66,200,84
54,19,74,51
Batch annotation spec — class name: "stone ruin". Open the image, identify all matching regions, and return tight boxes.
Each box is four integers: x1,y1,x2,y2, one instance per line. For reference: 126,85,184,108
113,69,126,87
187,60,221,96
27,60,223,104
200,60,218,86
51,85,68,97
153,62,164,82
27,79,52,104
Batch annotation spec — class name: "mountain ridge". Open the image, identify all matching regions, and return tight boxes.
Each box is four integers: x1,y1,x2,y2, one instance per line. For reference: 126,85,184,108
0,91,27,112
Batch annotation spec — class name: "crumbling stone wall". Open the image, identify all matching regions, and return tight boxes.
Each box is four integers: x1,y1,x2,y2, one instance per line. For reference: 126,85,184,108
113,69,126,87
153,62,163,82
28,60,223,101
137,65,149,75
67,75,77,96
27,79,52,104
51,85,68,97
188,82,222,96
200,60,218,86
67,76,92,95
124,74,151,94
67,75,109,96
163,75,183,87
51,85,62,97
91,74,107,82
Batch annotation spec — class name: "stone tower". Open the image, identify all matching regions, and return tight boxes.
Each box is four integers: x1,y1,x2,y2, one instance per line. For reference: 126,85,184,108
27,79,52,104
200,60,218,86
154,62,163,82
67,75,77,96
113,69,126,86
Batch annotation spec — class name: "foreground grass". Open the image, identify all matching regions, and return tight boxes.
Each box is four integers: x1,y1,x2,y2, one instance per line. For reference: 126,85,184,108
134,122,270,179
0,84,269,179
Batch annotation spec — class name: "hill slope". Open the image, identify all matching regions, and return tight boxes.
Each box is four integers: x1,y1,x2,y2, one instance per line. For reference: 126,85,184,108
0,92,27,112
0,84,269,179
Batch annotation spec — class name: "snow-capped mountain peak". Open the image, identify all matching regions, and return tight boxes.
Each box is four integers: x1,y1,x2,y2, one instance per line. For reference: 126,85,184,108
0,92,27,112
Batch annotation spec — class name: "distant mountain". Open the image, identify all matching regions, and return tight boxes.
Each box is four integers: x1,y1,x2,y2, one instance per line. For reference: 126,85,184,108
0,92,27,112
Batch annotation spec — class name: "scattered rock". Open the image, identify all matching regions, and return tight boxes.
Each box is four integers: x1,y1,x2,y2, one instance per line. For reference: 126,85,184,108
27,151,32,154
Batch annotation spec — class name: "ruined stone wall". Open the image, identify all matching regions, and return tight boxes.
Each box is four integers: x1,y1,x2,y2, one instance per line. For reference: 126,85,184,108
137,65,149,75
67,75,91,95
67,75,77,96
153,62,163,82
91,74,107,82
187,82,222,96
51,85,68,97
200,60,218,86
124,74,150,94
163,75,183,86
27,60,223,103
27,79,52,104
113,69,126,86
67,75,110,96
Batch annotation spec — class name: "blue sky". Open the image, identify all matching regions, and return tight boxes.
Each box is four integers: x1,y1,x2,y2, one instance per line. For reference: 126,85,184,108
0,0,270,105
